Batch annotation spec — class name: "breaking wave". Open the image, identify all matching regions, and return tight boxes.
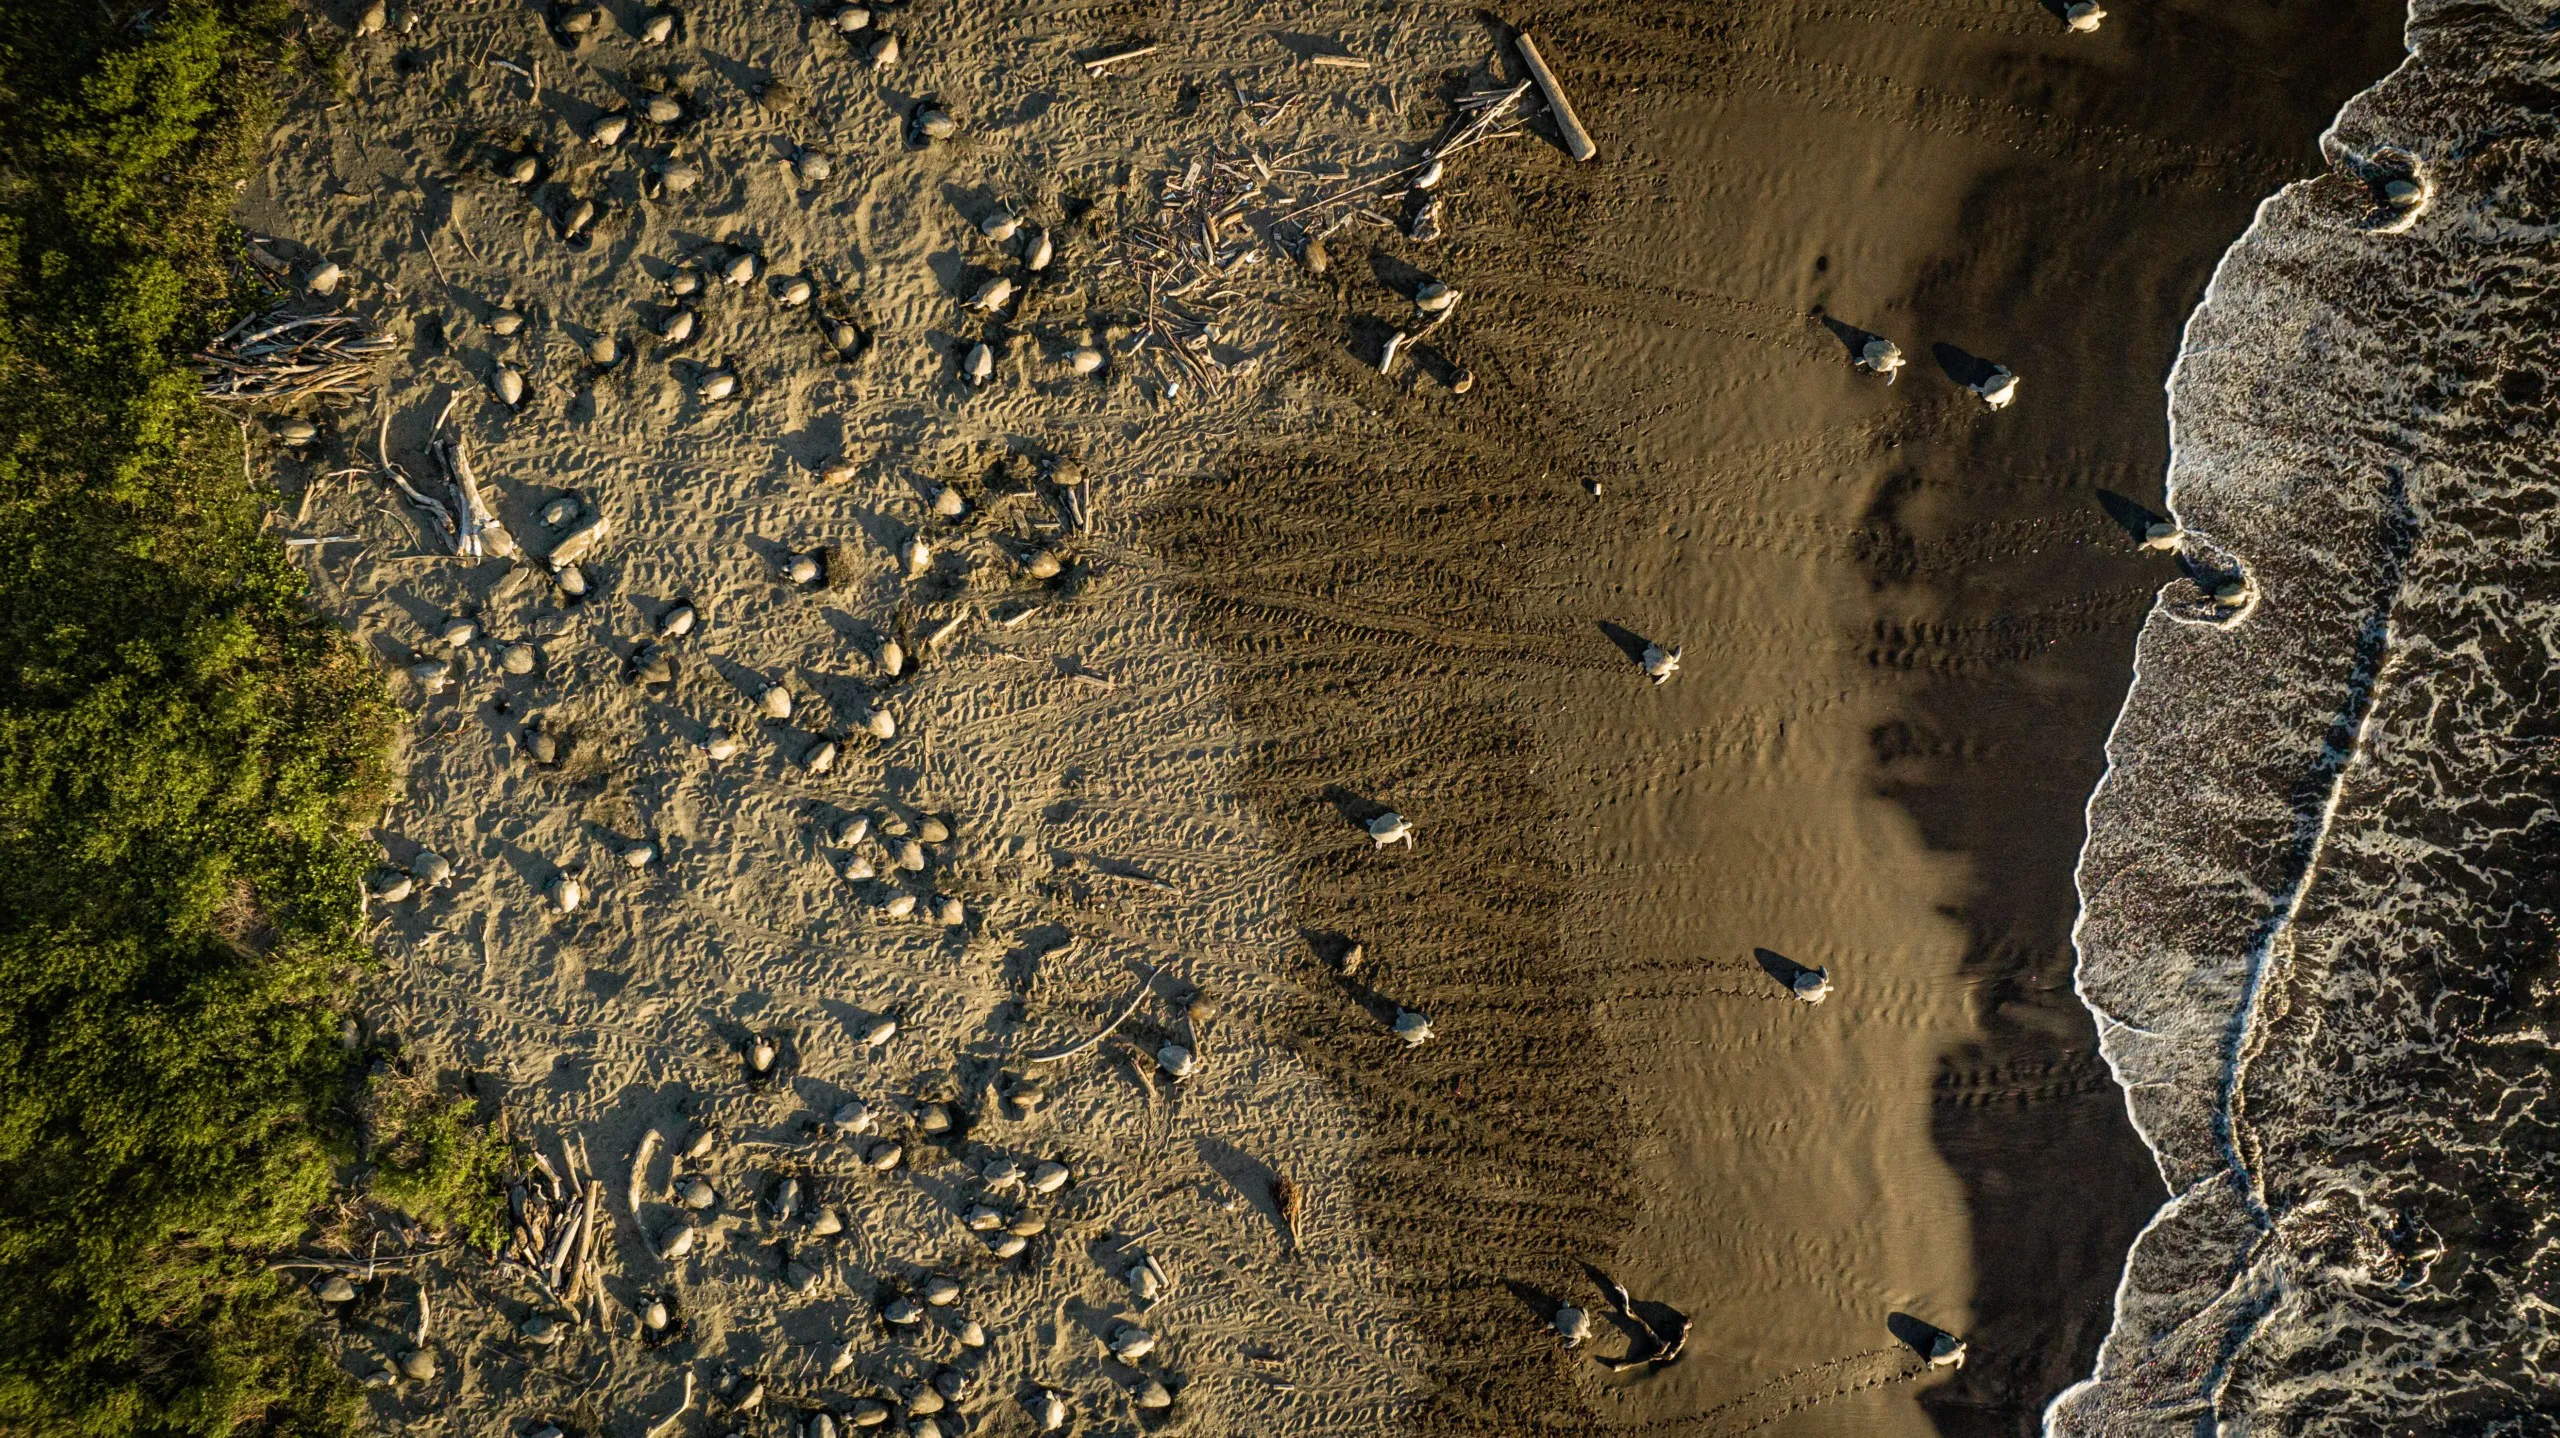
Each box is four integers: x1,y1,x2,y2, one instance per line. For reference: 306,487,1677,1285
2053,2,2560,1432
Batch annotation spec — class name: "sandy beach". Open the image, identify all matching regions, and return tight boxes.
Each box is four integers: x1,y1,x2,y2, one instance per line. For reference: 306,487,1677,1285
239,1,2411,1434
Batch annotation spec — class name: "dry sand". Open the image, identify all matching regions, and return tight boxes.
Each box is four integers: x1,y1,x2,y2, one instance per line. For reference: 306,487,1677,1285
243,0,2405,1435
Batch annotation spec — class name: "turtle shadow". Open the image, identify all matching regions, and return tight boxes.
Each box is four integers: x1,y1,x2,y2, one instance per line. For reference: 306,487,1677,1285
2095,488,2164,544
1595,620,1654,667
1930,341,2001,389
1191,1135,1286,1240
1318,785,1393,835
1752,947,1817,995
1818,314,1889,361
1502,1278,1572,1330
1887,1310,1958,1360
1322,965,1401,1030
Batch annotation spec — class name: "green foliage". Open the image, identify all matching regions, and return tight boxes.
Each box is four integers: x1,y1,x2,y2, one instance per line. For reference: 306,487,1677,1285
0,2,402,1435
360,1086,511,1255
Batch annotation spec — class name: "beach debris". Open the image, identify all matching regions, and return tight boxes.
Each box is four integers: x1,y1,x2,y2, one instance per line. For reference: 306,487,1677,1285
1155,1042,1197,1079
547,874,583,913
1792,966,1833,1003
1971,365,2018,410
1274,1173,1305,1248
2064,1,2105,31
1378,330,1408,375
1515,31,1597,161
1555,1304,1591,1346
1109,1324,1156,1360
1366,812,1415,849
1595,1270,1695,1372
196,308,394,403
963,342,994,385
1857,337,1905,383
1083,42,1157,74
1391,1009,1435,1045
1641,642,1682,684
644,1370,696,1438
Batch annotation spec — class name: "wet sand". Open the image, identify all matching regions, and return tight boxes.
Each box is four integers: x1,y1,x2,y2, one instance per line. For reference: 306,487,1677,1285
1149,2,2411,1434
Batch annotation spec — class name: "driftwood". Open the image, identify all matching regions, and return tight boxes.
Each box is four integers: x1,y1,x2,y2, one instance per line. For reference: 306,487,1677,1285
1514,32,1597,161
1029,963,1167,1062
627,1129,661,1220
374,405,458,548
1272,1173,1303,1251
198,309,394,403
644,1370,697,1438
1307,52,1370,69
1083,43,1157,73
431,392,518,559
266,1242,454,1274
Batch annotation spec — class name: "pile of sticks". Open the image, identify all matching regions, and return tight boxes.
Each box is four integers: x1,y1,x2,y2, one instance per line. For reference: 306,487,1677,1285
1100,84,1537,399
198,309,394,404
501,1144,608,1321
1109,146,1282,399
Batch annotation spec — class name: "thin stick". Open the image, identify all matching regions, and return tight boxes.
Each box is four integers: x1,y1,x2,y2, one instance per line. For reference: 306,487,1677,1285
627,1129,660,1220
1308,53,1370,69
281,534,363,547
1029,963,1166,1063
1083,43,1157,73
1515,32,1597,161
644,1371,696,1438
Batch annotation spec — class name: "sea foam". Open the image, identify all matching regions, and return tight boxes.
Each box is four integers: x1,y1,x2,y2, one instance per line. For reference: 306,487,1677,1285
2052,1,2560,1431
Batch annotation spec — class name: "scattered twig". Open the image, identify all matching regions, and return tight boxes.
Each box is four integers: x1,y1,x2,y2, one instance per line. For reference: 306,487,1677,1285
627,1129,660,1221
1083,43,1157,73
1307,52,1370,69
1029,963,1167,1063
644,1370,696,1438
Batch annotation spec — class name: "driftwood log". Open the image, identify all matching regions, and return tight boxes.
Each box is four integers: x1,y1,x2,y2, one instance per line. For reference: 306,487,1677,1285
1514,32,1597,161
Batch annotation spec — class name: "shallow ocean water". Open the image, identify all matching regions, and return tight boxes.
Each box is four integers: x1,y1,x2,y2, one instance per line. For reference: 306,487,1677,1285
2056,1,2560,1431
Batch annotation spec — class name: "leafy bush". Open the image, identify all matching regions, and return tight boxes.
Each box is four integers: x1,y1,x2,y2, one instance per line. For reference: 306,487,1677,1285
0,2,412,1433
